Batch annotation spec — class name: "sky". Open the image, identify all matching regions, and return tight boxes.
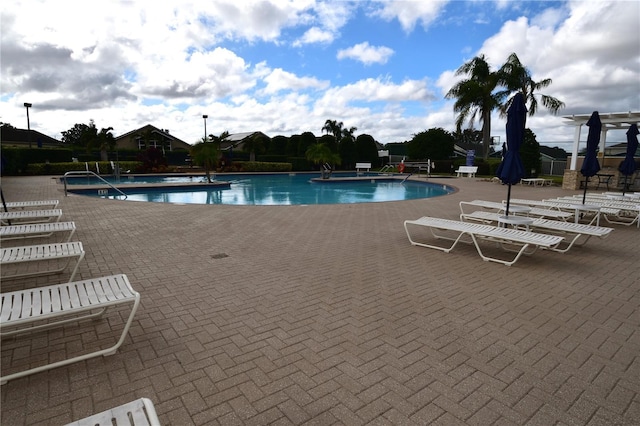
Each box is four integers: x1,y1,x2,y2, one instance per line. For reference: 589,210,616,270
2,0,639,151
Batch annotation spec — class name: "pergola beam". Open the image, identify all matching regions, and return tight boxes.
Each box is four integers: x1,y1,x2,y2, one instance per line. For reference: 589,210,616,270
564,111,640,170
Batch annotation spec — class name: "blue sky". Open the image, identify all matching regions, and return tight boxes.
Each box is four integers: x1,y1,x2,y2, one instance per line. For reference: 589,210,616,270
2,0,639,149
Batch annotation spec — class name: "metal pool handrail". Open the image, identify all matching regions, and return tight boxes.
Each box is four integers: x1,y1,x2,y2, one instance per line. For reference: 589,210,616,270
63,171,128,199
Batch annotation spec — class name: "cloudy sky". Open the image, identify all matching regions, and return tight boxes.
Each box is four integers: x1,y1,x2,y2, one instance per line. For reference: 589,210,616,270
2,0,639,150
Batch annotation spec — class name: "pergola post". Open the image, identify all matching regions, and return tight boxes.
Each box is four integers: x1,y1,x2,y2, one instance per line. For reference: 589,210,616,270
564,111,640,171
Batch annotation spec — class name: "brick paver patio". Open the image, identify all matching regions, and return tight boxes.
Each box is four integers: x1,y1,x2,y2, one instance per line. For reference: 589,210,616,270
1,175,638,425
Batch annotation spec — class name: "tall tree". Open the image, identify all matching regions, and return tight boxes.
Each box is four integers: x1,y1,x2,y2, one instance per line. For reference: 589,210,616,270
498,53,565,117
407,128,455,160
321,119,344,150
445,55,504,159
520,128,542,178
93,127,116,161
61,123,92,146
355,134,380,166
298,132,317,157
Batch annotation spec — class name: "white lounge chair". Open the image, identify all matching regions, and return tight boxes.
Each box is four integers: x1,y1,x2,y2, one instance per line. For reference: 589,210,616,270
5,199,59,210
1,241,85,282
0,209,63,225
508,198,620,226
460,210,613,253
1,274,140,385
0,221,76,243
460,200,572,220
404,216,563,266
64,398,159,426
547,196,639,228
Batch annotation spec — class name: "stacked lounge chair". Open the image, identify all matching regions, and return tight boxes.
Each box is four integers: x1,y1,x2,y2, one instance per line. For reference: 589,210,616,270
0,199,142,393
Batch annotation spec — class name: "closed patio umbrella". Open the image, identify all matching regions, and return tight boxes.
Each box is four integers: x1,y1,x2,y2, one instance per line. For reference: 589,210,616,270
580,111,601,203
496,92,527,216
618,124,638,195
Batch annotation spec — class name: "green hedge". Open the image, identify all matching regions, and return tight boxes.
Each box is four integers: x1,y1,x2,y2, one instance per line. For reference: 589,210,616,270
1,147,76,175
233,161,292,172
25,161,142,176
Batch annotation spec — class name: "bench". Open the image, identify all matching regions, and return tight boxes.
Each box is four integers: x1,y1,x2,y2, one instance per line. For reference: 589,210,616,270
0,209,63,225
355,162,371,174
0,221,77,243
0,241,85,282
65,397,159,426
404,216,563,266
0,274,140,385
455,166,478,177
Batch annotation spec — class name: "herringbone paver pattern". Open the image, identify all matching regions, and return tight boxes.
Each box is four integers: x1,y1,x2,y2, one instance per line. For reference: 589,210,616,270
1,175,638,425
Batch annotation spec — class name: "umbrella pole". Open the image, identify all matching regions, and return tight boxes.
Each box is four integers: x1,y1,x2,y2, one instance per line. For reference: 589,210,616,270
582,177,589,204
622,175,628,195
505,183,512,216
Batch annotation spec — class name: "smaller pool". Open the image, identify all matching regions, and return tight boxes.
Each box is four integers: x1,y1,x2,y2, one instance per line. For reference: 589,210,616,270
66,173,455,206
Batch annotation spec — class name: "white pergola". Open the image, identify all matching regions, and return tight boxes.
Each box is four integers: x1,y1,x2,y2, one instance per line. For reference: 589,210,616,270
564,111,640,170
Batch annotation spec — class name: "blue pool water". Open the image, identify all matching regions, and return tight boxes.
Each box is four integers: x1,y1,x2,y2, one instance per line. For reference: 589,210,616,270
66,173,455,205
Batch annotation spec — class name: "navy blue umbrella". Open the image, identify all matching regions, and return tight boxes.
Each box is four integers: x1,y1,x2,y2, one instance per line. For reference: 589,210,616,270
618,124,638,195
580,111,601,203
496,92,527,216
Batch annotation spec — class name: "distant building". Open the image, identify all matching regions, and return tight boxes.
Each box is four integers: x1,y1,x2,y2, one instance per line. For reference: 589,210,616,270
539,146,568,161
115,124,192,151
1,126,62,147
219,131,270,152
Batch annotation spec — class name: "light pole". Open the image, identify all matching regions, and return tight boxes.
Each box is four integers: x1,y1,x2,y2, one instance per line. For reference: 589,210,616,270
202,115,208,142
24,103,32,148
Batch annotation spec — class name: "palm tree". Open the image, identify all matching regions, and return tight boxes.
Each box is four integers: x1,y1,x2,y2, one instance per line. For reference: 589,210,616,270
208,130,229,153
95,127,115,161
322,119,344,148
341,126,357,142
306,142,341,173
498,53,564,117
445,55,505,159
190,140,218,182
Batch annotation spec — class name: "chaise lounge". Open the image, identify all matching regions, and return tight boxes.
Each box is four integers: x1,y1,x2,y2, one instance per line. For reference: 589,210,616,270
1,274,140,385
1,209,63,225
1,241,85,282
459,210,613,253
404,216,564,266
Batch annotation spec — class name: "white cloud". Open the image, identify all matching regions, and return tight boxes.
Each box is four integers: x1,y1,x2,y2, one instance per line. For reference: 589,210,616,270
295,27,335,45
462,1,640,144
261,68,330,94
1,0,638,148
370,0,449,32
319,77,434,107
137,47,256,101
337,42,394,65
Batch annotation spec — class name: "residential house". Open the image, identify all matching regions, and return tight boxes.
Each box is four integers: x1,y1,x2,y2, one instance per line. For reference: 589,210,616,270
1,126,62,148
115,125,192,152
219,131,270,152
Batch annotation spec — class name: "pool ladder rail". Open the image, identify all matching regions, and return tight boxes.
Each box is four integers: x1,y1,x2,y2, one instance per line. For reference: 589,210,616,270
62,170,128,199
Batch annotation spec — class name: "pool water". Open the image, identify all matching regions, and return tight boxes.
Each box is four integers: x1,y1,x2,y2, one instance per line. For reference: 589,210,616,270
68,173,455,205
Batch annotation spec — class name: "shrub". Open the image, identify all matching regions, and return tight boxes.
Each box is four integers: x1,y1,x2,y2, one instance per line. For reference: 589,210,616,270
233,161,292,172
25,161,141,176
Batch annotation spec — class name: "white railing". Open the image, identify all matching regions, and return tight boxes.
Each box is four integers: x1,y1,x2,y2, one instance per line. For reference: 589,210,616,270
63,171,128,199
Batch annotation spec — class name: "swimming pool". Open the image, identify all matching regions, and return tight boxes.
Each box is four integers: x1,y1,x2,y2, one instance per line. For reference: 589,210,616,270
66,173,455,205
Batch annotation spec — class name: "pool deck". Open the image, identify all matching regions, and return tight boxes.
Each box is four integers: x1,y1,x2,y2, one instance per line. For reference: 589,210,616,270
1,175,639,425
